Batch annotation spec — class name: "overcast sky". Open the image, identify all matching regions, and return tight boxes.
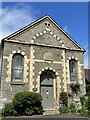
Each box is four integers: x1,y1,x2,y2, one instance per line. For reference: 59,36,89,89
0,2,88,68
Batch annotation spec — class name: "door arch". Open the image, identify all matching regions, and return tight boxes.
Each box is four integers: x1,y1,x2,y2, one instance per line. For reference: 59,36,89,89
40,70,55,109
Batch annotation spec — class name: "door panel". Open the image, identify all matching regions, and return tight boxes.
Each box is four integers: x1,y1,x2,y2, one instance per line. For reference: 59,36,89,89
40,70,54,109
41,85,53,109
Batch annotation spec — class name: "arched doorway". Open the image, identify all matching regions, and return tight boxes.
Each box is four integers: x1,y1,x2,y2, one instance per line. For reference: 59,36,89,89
40,70,55,109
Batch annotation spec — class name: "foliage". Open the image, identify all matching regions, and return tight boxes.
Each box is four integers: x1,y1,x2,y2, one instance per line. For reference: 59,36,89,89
70,83,80,94
79,105,88,117
59,92,69,114
59,106,69,113
80,96,86,106
86,84,90,95
59,92,68,107
79,96,89,117
0,109,2,118
59,91,89,117
13,91,43,116
1,102,16,117
69,103,77,113
2,91,43,117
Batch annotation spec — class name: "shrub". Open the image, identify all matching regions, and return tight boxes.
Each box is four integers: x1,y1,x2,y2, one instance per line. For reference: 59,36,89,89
2,91,43,116
1,102,17,117
59,106,69,113
86,84,90,95
79,96,89,117
80,96,86,106
79,105,88,117
0,110,2,117
59,92,68,107
69,103,77,113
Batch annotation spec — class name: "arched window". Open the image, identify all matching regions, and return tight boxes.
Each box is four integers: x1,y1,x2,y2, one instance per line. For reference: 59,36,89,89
69,59,77,81
12,54,24,81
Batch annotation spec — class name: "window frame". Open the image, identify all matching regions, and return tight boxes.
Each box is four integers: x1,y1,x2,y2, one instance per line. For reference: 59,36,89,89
69,59,78,81
11,53,24,81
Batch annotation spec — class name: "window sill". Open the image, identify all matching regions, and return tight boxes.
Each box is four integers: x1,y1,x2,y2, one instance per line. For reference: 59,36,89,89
10,81,25,85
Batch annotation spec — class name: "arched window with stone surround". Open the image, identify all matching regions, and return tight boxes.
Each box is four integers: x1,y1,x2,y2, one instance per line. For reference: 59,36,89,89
11,53,24,81
69,59,77,81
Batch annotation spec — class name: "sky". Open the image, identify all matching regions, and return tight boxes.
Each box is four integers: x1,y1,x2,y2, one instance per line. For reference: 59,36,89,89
0,2,88,68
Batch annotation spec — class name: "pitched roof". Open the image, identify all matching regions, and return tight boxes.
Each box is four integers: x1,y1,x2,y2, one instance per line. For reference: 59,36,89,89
2,15,85,52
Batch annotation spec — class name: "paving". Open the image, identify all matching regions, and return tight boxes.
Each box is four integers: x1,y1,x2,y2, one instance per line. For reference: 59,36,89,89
2,114,90,120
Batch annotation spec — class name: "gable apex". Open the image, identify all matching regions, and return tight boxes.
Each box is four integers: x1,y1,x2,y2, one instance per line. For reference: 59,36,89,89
2,15,85,52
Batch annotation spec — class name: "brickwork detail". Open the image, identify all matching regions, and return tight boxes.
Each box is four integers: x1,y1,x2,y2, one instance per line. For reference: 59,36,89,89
62,50,67,92
1,16,86,110
67,56,83,84
29,46,35,91
6,54,12,82
6,50,29,83
31,28,64,47
36,67,60,101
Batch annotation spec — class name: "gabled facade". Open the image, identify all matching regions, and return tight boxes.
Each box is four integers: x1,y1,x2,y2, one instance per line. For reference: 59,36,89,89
0,15,86,110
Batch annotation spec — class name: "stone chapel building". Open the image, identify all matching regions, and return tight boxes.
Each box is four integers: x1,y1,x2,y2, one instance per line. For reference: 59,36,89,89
0,15,86,109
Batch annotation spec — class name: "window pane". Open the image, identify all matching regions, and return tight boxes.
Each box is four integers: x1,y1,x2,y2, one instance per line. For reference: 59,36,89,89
69,60,77,81
12,54,24,80
12,69,23,80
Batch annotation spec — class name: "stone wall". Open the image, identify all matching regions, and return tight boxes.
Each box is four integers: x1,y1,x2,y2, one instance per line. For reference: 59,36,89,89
0,16,86,109
1,40,86,105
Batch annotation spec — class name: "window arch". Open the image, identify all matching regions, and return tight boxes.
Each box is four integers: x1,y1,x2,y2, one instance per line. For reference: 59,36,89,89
11,53,24,81
69,59,77,81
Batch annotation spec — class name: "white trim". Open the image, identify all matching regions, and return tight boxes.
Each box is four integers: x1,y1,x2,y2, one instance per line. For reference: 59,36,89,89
31,40,34,43
39,71,42,75
12,50,25,56
72,56,74,59
53,34,56,38
57,37,60,40
17,50,20,53
49,67,52,70
33,36,36,40
43,30,47,34
36,33,39,37
50,31,53,35
21,52,25,56
37,67,59,101
38,67,59,77
68,56,79,61
40,32,43,35
46,27,51,31
12,50,16,54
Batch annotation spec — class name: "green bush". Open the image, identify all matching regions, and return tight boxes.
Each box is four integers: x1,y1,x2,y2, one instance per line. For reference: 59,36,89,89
59,92,68,107
80,96,86,106
69,103,77,113
13,91,43,116
0,110,2,117
2,91,43,116
79,96,89,117
2,102,17,117
86,84,90,95
59,106,69,113
79,105,88,117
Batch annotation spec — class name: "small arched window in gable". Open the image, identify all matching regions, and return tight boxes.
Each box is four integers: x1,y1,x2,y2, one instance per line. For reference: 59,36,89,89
69,59,77,81
11,53,24,81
